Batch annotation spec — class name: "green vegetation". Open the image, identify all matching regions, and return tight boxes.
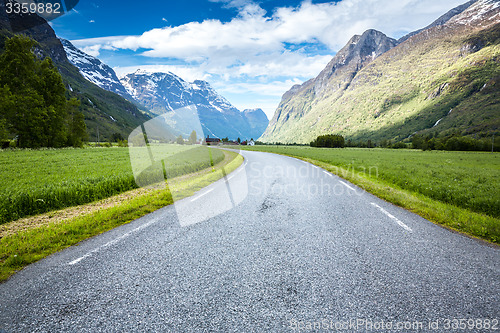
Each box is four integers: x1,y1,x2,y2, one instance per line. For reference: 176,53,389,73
0,36,87,148
310,134,345,148
0,146,224,224
260,23,500,145
0,150,243,282
0,22,151,143
411,134,498,152
242,146,500,243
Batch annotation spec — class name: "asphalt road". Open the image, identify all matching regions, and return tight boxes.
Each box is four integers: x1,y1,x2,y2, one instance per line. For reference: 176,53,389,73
0,150,498,332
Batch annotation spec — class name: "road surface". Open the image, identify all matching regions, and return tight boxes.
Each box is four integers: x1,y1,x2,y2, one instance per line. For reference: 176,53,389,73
0,150,498,332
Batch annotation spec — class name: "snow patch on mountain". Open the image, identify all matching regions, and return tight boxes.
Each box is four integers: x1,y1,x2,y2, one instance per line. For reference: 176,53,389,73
60,38,133,100
119,70,269,140
448,0,500,26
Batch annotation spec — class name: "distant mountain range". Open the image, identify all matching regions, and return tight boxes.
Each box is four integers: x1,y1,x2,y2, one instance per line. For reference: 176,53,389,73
61,41,268,141
120,71,268,140
260,0,500,144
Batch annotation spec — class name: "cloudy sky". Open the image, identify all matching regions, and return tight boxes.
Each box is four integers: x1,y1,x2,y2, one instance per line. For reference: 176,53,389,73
51,0,468,118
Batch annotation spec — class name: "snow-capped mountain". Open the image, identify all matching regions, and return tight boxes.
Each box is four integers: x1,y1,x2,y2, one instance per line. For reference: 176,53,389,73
60,40,268,140
120,71,237,115
60,38,133,100
120,70,268,140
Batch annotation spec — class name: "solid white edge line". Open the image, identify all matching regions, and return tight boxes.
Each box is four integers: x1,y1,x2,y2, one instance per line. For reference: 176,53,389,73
370,202,413,232
339,180,355,191
191,188,214,202
323,170,332,177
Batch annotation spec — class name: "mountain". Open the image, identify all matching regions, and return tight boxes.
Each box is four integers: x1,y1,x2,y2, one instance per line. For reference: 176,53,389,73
260,0,500,144
398,0,478,43
243,108,269,140
120,71,268,140
261,29,398,142
60,38,133,101
0,3,150,141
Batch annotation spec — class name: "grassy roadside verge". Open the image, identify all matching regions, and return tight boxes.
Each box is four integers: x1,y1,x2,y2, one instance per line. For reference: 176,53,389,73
242,146,499,245
0,150,243,282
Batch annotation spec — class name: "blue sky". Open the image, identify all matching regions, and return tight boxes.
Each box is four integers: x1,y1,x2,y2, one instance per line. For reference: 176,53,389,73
51,0,468,118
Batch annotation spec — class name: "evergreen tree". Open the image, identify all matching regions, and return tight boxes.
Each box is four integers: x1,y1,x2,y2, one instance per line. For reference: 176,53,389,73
0,35,87,148
38,57,68,147
189,130,197,144
0,118,7,141
66,98,87,147
0,86,13,141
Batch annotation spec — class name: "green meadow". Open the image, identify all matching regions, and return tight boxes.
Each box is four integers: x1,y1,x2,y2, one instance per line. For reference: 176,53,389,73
0,150,243,281
0,146,224,224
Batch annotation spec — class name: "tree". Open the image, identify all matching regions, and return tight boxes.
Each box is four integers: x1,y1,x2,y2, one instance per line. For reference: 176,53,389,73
111,132,124,142
310,134,345,148
237,137,241,144
411,135,424,149
37,57,68,147
66,98,87,147
0,35,87,148
189,130,197,144
0,118,7,142
176,135,184,145
0,86,14,142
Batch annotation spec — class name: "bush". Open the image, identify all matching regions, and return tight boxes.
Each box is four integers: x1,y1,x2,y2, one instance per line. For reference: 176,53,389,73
310,134,345,148
413,134,498,152
391,142,408,149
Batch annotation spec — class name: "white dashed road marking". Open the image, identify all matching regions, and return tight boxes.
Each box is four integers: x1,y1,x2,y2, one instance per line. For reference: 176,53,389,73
69,217,161,265
191,188,214,202
339,181,356,191
371,202,413,232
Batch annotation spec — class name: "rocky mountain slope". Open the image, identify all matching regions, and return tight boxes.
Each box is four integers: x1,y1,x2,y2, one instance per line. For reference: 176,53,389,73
61,38,133,101
0,3,150,141
260,0,500,144
243,108,269,140
121,71,268,140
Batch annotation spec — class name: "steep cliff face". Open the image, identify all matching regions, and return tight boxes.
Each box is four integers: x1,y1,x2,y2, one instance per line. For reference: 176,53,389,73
262,29,398,142
260,0,500,144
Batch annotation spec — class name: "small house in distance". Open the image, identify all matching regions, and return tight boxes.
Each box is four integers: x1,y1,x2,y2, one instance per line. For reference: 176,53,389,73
205,136,221,145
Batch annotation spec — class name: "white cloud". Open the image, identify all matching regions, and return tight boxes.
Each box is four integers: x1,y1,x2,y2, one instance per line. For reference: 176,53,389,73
71,0,468,115
73,0,466,69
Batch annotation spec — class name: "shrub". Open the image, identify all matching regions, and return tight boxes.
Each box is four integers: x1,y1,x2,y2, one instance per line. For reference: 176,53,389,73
310,134,345,148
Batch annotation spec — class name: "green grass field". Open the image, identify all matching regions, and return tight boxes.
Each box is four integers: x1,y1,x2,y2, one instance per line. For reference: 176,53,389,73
0,145,224,224
0,150,243,281
242,146,500,243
